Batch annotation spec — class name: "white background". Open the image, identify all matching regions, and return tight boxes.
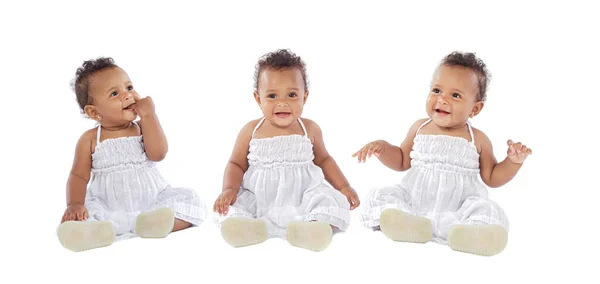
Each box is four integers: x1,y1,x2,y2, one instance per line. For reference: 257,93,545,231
1,0,597,283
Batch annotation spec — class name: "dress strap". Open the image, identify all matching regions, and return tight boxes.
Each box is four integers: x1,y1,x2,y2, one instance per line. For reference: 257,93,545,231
297,118,308,137
251,118,266,138
467,120,475,144
96,124,102,145
416,118,431,134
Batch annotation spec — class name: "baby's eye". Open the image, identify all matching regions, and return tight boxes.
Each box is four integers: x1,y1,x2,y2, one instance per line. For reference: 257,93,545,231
452,93,461,99
110,91,118,97
127,85,134,91
432,88,441,94
288,92,297,98
267,93,276,99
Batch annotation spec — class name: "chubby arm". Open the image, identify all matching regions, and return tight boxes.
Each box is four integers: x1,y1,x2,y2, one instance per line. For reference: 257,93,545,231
477,129,529,188
133,95,168,161
137,113,168,161
66,131,93,207
308,119,351,191
221,120,256,192
381,118,427,171
355,118,427,171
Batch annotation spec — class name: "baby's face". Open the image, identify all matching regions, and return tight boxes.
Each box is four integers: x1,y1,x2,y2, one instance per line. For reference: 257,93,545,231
87,67,139,125
426,65,482,128
254,67,308,128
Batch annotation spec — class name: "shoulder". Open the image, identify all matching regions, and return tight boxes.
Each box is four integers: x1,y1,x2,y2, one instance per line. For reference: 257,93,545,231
407,118,431,134
79,127,97,152
412,118,430,129
471,126,492,153
299,117,322,135
244,118,263,131
82,127,97,139
237,118,263,138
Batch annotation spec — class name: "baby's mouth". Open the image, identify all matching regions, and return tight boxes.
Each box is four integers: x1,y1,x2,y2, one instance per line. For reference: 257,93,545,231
435,108,450,115
275,112,291,118
123,103,136,110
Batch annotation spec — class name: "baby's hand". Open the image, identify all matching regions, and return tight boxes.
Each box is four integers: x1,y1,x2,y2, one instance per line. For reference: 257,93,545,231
507,139,532,164
340,186,360,210
61,203,88,223
131,94,156,119
213,188,239,215
352,140,386,163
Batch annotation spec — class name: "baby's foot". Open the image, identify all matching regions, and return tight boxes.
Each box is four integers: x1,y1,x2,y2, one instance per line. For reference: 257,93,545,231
135,207,175,238
286,221,332,252
379,208,432,243
448,224,508,256
58,221,115,252
220,217,267,247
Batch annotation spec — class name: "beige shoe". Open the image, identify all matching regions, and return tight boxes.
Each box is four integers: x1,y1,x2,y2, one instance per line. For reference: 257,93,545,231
379,208,432,243
448,224,508,256
58,221,115,252
220,217,268,247
286,221,332,252
135,207,175,238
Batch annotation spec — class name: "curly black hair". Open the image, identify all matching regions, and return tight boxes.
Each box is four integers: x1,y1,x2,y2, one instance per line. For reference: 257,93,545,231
71,57,118,112
254,49,308,91
440,51,490,102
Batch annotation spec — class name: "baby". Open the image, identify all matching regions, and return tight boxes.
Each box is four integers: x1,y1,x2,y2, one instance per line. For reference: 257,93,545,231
213,49,360,252
58,57,207,252
355,51,532,256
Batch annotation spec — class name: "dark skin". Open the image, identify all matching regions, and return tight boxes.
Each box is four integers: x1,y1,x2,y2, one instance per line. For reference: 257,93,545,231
213,67,360,215
353,65,532,188
60,67,189,232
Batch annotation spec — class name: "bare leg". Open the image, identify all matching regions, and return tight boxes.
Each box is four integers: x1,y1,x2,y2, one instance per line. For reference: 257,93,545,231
172,218,192,232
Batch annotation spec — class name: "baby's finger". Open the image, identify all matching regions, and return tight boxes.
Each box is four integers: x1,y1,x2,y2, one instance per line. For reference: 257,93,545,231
84,210,89,220
367,147,376,158
358,148,367,161
217,199,223,214
76,212,83,221
350,200,357,210
507,139,514,147
220,198,229,215
515,142,522,151
507,144,515,156
351,148,362,158
363,146,372,161
222,201,230,215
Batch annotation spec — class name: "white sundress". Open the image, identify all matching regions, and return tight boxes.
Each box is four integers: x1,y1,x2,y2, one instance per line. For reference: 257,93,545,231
359,119,509,244
216,118,351,238
78,123,207,240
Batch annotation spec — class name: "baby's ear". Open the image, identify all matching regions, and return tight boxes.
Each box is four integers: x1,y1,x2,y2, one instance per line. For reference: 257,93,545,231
470,101,484,118
253,91,261,106
84,105,101,121
303,90,309,104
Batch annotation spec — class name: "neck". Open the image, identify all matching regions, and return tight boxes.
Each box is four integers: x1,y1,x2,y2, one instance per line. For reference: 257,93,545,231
100,122,132,131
